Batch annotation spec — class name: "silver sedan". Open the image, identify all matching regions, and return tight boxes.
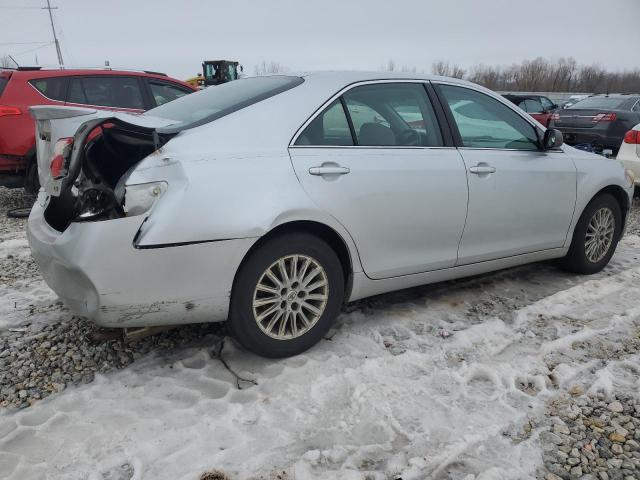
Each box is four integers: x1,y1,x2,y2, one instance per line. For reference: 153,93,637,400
27,72,635,357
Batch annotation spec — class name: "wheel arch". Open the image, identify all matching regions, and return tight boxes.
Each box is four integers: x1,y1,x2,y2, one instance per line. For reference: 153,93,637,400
593,185,630,239
232,220,355,301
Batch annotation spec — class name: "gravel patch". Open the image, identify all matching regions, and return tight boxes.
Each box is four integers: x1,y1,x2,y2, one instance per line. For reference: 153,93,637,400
626,196,640,236
0,316,224,409
541,393,640,480
0,187,34,236
0,188,38,284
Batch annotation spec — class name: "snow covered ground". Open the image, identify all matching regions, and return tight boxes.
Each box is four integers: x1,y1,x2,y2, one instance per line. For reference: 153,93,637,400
0,189,639,480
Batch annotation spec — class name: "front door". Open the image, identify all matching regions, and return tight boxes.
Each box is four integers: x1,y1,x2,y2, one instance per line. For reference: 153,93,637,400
436,83,577,265
289,82,469,279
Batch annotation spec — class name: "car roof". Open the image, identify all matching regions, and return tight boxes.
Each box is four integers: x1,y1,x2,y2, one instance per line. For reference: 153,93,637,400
284,70,483,97
590,93,640,99
297,70,469,84
0,67,193,87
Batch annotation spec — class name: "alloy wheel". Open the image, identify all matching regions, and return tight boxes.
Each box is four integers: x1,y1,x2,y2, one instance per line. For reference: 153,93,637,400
252,254,329,340
584,207,615,263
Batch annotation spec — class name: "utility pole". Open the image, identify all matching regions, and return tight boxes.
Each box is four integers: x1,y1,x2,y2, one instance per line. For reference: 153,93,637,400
42,0,64,65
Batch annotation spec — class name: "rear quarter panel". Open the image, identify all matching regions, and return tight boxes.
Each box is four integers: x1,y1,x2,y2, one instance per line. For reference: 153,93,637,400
125,104,365,274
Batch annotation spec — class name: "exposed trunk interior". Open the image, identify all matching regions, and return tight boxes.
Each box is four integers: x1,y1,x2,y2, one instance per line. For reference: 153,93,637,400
44,120,170,232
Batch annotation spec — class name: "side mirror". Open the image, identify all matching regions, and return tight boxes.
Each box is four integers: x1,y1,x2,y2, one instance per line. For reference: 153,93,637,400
542,128,563,150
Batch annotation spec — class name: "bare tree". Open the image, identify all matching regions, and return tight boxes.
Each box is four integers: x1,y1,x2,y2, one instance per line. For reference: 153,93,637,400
1,55,14,68
464,57,639,93
254,60,289,76
431,61,465,79
381,59,396,72
431,60,449,76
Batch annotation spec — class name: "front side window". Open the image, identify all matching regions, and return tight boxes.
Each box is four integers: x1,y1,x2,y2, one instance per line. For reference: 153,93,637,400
67,76,145,109
523,99,544,113
149,81,191,107
540,97,555,110
30,77,67,101
439,85,539,150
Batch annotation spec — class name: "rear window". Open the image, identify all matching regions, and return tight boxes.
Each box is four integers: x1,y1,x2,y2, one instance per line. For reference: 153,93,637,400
29,77,68,101
147,75,304,133
569,97,628,110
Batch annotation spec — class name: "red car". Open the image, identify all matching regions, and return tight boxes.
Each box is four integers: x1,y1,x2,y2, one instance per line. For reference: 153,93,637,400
0,67,196,192
502,94,559,127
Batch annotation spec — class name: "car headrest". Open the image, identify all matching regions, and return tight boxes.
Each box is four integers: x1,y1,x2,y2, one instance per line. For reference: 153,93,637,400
358,122,396,146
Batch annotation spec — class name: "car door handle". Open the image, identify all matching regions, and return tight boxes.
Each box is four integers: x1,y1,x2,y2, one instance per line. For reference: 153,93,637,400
469,164,496,175
309,166,350,176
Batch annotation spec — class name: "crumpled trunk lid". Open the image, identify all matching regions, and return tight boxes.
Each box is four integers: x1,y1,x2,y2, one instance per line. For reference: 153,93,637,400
30,106,178,196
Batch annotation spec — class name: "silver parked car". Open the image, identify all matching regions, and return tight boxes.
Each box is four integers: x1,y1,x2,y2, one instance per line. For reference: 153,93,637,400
27,72,635,357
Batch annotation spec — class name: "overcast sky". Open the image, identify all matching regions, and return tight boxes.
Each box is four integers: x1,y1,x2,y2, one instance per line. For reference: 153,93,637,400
2,0,639,79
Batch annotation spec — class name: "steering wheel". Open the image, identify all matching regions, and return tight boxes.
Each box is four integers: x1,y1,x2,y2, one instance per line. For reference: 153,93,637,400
396,128,420,146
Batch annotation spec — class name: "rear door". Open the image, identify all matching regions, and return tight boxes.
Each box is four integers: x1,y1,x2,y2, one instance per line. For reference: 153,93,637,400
289,81,469,279
65,75,147,112
434,83,576,265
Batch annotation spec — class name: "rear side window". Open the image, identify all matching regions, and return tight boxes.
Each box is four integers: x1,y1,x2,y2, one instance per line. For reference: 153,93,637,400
149,81,191,107
295,100,353,146
147,75,304,133
29,77,68,101
68,76,145,109
295,83,444,147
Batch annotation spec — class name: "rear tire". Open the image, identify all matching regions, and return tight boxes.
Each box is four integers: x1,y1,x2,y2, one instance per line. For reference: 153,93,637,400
559,193,621,274
228,233,344,358
23,157,40,195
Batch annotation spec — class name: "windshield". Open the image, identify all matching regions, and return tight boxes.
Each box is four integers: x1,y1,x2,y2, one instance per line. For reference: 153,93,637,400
147,75,303,133
568,97,627,110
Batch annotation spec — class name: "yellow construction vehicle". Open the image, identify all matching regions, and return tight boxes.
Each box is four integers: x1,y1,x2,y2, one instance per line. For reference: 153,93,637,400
185,60,241,89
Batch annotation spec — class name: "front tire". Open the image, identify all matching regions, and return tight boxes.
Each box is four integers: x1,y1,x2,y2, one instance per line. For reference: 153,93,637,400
228,233,344,358
560,193,621,274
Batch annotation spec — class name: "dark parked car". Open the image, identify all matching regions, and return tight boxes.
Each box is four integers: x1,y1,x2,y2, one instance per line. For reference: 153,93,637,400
503,94,558,127
550,94,640,155
0,66,196,192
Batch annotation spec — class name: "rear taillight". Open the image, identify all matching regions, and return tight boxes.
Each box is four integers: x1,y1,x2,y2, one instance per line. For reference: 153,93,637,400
50,137,74,179
623,130,640,144
0,105,21,117
592,112,617,123
550,113,560,121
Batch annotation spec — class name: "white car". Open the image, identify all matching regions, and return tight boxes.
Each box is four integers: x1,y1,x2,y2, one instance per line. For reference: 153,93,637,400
617,124,640,189
27,72,635,358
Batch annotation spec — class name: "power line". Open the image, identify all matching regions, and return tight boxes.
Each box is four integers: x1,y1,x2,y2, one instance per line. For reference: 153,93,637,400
42,0,63,65
13,42,54,56
0,42,51,45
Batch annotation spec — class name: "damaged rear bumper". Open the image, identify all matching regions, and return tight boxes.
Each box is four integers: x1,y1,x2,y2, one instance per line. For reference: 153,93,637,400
27,195,257,328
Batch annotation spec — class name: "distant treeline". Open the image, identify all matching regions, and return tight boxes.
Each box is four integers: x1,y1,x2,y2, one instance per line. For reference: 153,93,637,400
429,57,640,94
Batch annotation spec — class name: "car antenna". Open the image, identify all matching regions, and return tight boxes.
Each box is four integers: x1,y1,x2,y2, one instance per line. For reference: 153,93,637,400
8,55,19,67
